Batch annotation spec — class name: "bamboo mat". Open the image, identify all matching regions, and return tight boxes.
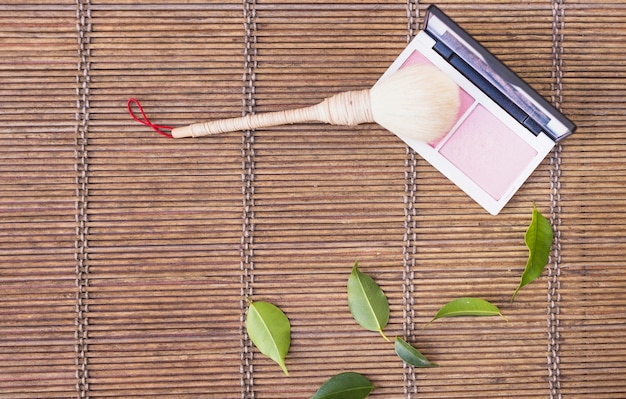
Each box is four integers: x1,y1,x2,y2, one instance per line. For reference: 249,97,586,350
1,0,625,398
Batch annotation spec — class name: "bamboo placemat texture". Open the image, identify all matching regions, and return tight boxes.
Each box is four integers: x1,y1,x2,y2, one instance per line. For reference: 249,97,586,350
1,0,625,398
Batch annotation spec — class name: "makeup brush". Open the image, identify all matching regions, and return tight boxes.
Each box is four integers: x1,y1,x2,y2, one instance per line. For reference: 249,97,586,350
171,64,460,143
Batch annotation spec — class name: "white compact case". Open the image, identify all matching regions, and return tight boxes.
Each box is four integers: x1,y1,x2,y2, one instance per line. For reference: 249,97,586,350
377,6,576,215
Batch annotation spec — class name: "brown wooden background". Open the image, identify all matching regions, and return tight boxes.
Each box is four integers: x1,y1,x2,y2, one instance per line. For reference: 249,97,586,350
1,0,625,398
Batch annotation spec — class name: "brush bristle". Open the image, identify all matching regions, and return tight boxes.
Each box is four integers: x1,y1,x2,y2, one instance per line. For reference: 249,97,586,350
369,64,460,143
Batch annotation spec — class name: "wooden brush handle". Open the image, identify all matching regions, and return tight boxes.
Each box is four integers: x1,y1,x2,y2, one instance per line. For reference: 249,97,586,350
171,89,372,138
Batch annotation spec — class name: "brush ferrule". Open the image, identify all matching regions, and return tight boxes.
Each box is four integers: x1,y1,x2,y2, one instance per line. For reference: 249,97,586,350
318,89,373,126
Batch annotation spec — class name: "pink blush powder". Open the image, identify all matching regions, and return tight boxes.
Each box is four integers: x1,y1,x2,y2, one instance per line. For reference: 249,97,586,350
429,87,475,147
439,105,538,200
399,51,476,147
401,50,433,68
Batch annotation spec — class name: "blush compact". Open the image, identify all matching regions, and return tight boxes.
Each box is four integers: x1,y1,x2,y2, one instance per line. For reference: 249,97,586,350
377,5,576,215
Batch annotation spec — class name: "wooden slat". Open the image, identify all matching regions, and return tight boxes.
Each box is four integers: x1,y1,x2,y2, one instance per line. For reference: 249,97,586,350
82,2,246,397
557,4,626,398
0,3,78,398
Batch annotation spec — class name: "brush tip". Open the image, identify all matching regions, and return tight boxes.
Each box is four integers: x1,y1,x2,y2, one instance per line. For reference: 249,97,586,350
370,64,461,143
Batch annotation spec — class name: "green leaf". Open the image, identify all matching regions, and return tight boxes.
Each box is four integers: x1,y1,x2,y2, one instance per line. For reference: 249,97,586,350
347,261,390,341
246,301,291,375
511,205,554,301
427,297,507,325
394,337,438,368
310,372,374,399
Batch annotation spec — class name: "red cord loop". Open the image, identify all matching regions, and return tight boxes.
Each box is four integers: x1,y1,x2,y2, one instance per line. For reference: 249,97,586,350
127,98,174,138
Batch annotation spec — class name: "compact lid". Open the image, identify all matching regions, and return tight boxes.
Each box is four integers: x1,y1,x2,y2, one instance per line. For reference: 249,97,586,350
424,5,576,142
